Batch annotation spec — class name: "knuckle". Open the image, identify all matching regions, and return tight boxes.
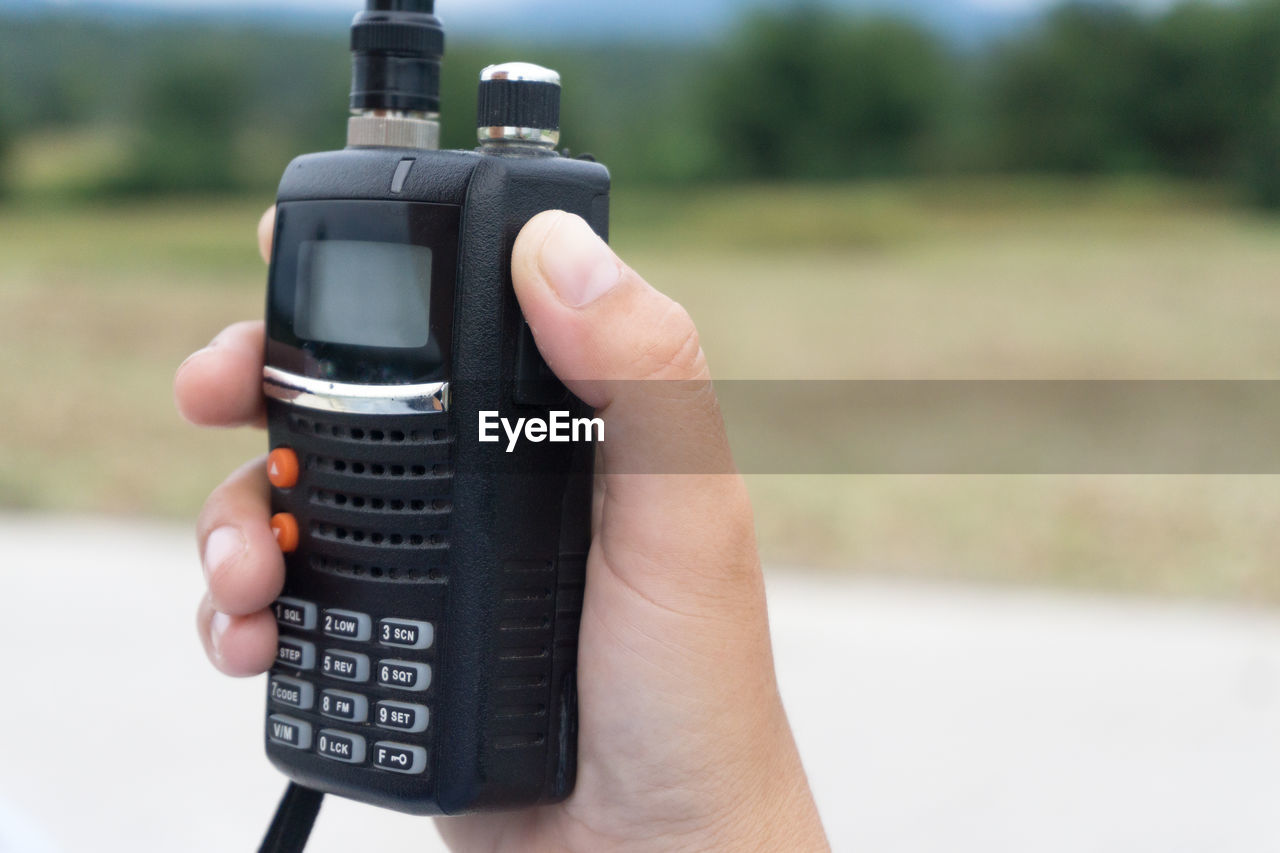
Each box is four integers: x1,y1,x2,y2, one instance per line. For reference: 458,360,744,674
632,300,707,382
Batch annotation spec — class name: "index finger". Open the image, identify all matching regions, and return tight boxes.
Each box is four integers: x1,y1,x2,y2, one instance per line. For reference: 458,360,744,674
174,320,268,428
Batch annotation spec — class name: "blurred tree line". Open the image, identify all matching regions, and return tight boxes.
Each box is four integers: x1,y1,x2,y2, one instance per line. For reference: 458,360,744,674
2,0,1280,205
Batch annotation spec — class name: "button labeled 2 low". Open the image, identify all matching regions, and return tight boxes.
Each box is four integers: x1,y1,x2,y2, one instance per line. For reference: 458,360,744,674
324,609,372,642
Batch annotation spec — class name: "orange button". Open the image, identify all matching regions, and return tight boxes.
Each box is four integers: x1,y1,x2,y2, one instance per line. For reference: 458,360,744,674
267,448,300,490
270,513,300,554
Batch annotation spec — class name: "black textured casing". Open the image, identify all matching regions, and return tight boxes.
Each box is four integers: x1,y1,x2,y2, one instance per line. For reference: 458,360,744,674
263,146,610,815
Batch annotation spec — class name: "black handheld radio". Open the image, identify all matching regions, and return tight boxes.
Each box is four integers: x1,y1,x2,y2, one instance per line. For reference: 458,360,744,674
259,0,608,818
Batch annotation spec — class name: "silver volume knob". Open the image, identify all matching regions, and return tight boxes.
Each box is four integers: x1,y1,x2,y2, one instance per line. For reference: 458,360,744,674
477,62,561,149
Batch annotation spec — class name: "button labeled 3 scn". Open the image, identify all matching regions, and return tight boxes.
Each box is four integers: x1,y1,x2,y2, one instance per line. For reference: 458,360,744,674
379,619,433,650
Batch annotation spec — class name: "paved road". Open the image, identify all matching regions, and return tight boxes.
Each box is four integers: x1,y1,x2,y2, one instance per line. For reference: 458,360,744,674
1,516,1279,852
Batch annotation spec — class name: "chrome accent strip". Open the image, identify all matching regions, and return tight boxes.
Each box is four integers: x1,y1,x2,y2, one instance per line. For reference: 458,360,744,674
264,367,449,416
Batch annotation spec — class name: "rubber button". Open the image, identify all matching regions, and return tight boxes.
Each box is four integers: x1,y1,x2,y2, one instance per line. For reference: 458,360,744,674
271,513,300,554
267,448,300,490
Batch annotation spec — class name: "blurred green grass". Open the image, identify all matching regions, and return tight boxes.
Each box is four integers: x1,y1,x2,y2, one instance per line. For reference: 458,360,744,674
4,180,1280,602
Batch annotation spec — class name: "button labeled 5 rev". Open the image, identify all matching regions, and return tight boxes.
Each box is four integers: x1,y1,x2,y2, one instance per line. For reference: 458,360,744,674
322,649,371,683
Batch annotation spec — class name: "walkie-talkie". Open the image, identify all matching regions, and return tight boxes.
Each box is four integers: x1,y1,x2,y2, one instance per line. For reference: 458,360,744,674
259,0,608,818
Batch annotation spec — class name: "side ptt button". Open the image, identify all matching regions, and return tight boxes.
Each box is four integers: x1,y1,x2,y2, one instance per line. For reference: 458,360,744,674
267,448,300,490
270,514,300,554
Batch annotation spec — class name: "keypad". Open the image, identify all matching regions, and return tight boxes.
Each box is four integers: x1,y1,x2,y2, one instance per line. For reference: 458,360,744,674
267,597,434,776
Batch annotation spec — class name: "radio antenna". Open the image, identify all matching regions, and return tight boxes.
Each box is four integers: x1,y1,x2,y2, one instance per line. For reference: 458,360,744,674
347,0,445,150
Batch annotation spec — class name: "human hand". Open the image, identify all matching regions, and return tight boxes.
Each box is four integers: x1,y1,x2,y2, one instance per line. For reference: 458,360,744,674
175,208,829,852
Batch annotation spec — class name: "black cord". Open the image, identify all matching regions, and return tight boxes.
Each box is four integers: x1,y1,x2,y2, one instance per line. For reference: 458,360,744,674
258,783,325,853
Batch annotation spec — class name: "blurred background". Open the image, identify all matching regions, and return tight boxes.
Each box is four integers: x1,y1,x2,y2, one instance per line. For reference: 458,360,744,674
5,1,1280,850
4,0,1280,602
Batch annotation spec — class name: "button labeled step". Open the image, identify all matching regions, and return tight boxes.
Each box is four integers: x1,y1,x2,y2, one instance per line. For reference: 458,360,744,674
269,676,315,711
268,715,312,750
274,598,317,631
322,649,370,683
277,638,316,671
323,609,372,642
373,742,427,775
379,618,434,650
378,660,431,692
320,690,368,723
317,730,366,764
375,700,429,733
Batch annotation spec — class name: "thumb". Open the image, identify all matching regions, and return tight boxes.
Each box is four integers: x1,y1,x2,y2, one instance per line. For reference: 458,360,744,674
512,211,759,606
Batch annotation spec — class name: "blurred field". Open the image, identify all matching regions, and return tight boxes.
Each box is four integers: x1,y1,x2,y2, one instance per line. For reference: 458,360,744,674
3,179,1280,601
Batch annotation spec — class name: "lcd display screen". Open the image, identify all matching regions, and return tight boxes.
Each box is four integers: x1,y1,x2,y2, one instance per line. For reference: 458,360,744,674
295,240,434,349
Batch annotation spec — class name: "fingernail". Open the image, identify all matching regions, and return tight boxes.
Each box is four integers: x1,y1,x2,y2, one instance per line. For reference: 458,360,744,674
210,611,232,660
176,346,213,375
203,526,245,582
540,214,621,308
